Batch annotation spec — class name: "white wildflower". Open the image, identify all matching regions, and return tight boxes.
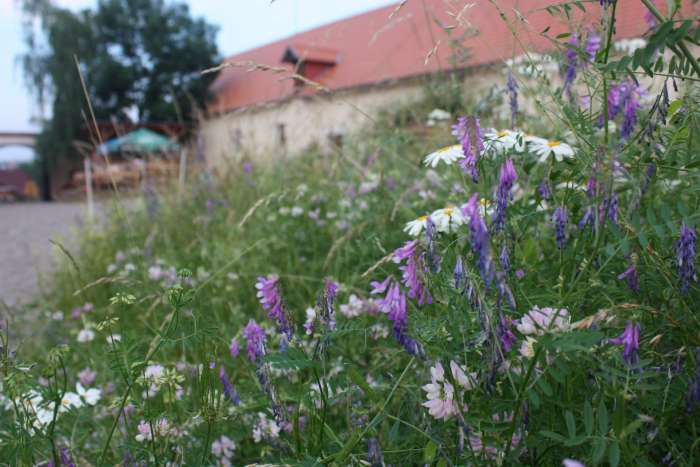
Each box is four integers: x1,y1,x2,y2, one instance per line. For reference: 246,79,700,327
77,328,95,343
423,145,465,168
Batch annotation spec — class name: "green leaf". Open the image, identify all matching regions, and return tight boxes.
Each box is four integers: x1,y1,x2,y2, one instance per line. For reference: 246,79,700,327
527,388,541,409
584,401,594,436
565,410,577,438
684,158,700,169
564,435,588,447
609,441,621,467
537,377,553,396
347,367,377,402
638,230,649,248
668,99,683,118
540,430,567,443
592,438,607,464
264,347,316,370
424,440,437,462
598,400,609,435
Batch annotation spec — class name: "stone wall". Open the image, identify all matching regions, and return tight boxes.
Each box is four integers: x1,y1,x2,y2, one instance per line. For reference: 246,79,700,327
199,68,503,173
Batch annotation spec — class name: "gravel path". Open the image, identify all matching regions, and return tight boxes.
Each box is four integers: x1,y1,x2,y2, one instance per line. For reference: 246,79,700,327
0,202,91,306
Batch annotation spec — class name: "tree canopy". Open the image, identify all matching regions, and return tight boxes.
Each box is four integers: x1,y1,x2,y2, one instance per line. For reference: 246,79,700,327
21,0,220,197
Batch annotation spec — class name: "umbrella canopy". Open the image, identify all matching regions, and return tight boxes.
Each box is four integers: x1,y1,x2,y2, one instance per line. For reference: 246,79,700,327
99,128,180,155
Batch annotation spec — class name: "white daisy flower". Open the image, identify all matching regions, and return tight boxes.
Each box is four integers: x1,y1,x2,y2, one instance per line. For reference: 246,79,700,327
77,328,95,343
34,406,55,428
106,334,122,345
555,181,586,192
483,129,525,153
76,383,101,406
423,145,464,168
430,206,465,233
526,136,575,162
59,392,83,412
404,215,428,237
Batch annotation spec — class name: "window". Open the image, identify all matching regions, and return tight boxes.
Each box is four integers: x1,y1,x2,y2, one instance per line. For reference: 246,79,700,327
277,124,287,147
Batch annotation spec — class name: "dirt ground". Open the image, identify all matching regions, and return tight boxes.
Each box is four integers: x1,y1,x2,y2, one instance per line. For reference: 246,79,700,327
0,202,91,306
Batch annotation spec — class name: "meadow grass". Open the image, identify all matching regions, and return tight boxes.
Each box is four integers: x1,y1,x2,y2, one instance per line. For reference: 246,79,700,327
2,3,700,465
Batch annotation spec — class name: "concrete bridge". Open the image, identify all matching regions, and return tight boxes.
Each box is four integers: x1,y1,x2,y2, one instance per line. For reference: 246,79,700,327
0,132,38,149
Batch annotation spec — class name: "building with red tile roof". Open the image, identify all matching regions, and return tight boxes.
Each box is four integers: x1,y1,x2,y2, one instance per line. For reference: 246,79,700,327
202,0,697,167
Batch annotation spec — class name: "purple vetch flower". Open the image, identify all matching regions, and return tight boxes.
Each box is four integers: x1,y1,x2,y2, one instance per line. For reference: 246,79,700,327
617,262,639,292
243,319,266,362
622,90,641,139
563,34,579,94
579,207,594,231
606,83,625,120
256,275,292,339
78,367,97,386
599,0,615,7
317,278,339,331
229,338,240,358
538,181,551,200
393,240,432,306
495,271,516,309
677,224,697,293
452,116,484,182
644,1,658,28
367,437,385,467
370,276,391,295
641,163,656,195
425,215,441,273
686,348,700,412
507,70,518,128
462,193,495,286
605,81,644,138
586,176,598,198
553,207,568,249
497,315,517,352
585,32,601,63
219,367,241,405
492,158,518,231
500,244,511,273
515,268,525,279
372,280,424,357
609,321,640,365
608,192,619,225
243,161,253,174
454,256,465,290
60,448,76,467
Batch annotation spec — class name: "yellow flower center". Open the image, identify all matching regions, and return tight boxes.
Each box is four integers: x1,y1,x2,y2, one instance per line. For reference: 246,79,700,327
496,130,510,137
547,140,561,148
443,207,454,217
438,145,455,153
417,215,428,222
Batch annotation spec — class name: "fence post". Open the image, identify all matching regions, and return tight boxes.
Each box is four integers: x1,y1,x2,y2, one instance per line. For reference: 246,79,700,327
85,156,94,220
178,148,188,193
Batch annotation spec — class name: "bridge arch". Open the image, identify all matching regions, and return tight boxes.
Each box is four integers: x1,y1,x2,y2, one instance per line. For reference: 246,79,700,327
0,132,38,150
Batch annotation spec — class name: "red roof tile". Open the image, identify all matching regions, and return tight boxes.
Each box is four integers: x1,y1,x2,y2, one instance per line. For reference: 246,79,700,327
209,0,697,113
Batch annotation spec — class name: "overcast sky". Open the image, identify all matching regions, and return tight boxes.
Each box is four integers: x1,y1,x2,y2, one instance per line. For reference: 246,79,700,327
0,0,396,161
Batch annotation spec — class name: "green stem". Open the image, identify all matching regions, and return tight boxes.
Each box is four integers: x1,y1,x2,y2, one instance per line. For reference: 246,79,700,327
639,0,700,78
503,347,543,460
99,307,179,465
326,357,415,464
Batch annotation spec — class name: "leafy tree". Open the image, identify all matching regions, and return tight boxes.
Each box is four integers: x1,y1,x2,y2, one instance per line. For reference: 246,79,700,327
21,0,220,199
